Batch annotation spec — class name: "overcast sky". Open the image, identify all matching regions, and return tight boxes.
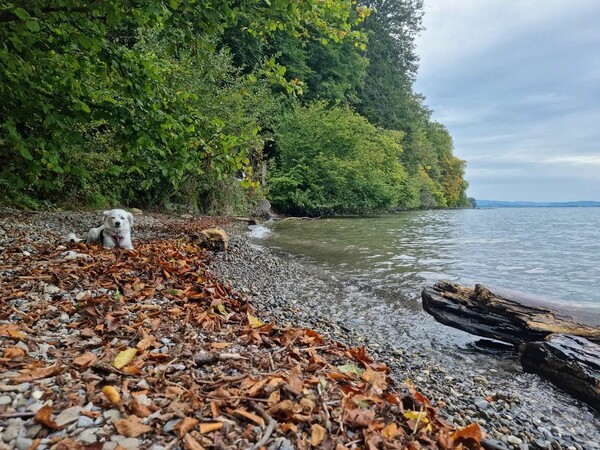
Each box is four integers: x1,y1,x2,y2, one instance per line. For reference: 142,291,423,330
414,0,600,201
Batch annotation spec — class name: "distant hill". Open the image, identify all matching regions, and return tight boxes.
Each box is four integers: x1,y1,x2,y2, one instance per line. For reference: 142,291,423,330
476,200,600,208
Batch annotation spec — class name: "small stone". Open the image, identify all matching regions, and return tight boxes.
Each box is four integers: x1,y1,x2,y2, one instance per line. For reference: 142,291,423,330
0,395,12,406
473,375,488,385
25,424,43,439
44,285,60,294
119,438,141,449
77,416,95,428
2,422,25,442
55,406,83,426
31,390,44,400
78,428,101,444
507,435,523,445
103,409,122,423
137,380,150,390
103,443,118,450
26,401,44,413
164,418,181,433
15,437,33,450
268,437,295,450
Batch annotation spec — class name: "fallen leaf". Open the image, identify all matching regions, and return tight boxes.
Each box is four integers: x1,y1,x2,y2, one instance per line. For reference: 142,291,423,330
136,336,156,351
288,364,304,393
73,353,98,369
14,365,63,382
130,397,152,418
174,417,199,437
247,312,263,328
452,422,482,443
114,415,151,437
3,347,26,358
311,423,326,446
34,404,60,429
113,348,137,369
199,422,223,433
234,408,265,427
102,386,121,405
362,366,388,394
337,363,364,376
344,408,375,428
382,422,398,440
183,433,206,450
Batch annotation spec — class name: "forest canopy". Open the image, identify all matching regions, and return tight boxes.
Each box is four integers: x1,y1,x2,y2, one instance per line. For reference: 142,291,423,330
0,0,469,214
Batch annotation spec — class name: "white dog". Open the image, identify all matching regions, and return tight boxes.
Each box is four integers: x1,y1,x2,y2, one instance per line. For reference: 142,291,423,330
66,209,134,249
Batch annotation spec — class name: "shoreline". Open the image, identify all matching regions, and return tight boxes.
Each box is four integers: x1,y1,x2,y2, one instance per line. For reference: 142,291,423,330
213,222,600,450
0,209,597,449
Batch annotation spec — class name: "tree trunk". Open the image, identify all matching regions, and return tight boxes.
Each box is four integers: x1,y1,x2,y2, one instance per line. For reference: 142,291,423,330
521,334,600,412
421,281,600,345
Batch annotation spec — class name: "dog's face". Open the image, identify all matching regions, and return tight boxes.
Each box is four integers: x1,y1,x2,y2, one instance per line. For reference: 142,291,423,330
103,209,133,232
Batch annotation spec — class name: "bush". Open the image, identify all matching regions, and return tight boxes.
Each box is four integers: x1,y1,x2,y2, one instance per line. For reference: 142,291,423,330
269,102,412,216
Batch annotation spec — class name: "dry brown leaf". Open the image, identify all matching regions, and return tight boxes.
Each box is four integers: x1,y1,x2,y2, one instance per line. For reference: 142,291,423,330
210,342,231,349
382,422,398,440
344,408,375,428
452,422,482,443
114,415,151,437
136,336,156,351
267,400,294,418
130,397,152,418
210,401,221,419
174,417,199,437
362,366,388,394
14,365,63,383
288,364,304,393
113,348,137,369
102,386,121,405
34,404,59,429
3,347,26,358
234,408,265,427
267,389,280,406
73,353,98,369
311,424,326,446
183,433,206,450
199,422,223,433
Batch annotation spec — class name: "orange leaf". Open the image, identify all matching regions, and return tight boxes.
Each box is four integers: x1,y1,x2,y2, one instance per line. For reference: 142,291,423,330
311,423,326,446
73,353,98,369
3,347,26,358
130,397,152,418
288,365,304,393
183,433,206,450
234,408,265,427
452,422,482,443
14,365,63,383
210,401,221,419
199,422,223,433
136,336,156,351
114,416,151,437
210,342,231,349
102,386,121,405
382,422,398,440
174,417,199,437
34,405,59,430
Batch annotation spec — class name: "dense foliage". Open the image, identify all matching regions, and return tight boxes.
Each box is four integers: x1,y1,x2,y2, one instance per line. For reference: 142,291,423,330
0,0,468,214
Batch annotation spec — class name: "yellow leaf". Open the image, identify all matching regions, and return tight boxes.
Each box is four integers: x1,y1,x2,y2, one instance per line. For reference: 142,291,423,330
403,410,429,423
247,312,263,328
113,348,137,369
216,303,227,316
199,422,223,433
311,423,326,446
102,386,121,404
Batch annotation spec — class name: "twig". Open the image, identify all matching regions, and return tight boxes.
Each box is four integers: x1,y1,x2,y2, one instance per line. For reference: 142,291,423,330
249,401,277,450
413,406,425,434
197,394,270,403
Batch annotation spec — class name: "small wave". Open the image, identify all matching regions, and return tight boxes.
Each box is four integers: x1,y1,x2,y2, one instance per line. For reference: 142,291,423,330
248,225,272,239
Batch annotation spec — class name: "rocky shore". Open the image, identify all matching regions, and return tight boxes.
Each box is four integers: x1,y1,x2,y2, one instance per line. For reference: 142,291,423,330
0,209,598,450
212,223,600,450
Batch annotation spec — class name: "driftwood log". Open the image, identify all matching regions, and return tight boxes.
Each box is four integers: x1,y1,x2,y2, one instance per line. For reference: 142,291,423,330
421,281,600,345
521,334,600,411
422,281,600,411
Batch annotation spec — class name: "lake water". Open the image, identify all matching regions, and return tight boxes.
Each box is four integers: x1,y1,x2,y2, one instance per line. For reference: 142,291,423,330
256,207,600,308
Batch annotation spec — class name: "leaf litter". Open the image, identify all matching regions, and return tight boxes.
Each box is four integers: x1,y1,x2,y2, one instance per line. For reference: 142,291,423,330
0,212,485,449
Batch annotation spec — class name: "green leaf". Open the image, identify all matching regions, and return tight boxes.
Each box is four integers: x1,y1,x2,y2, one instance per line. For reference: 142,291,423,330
13,8,31,20
80,103,91,113
337,363,363,376
114,290,121,301
26,20,40,32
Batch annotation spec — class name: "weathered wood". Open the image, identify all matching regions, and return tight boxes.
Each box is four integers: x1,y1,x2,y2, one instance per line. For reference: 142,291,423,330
521,334,600,411
421,281,600,345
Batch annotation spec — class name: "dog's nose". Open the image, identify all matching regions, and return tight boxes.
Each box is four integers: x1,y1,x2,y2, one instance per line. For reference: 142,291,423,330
114,221,121,227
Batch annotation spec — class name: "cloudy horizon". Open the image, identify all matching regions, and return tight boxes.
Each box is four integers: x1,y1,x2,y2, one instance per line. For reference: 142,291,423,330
414,0,600,201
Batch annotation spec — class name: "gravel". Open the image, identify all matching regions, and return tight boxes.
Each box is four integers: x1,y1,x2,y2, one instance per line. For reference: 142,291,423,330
212,223,600,450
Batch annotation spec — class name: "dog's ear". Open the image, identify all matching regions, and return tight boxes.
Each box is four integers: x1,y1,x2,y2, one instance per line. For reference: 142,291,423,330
127,212,134,227
103,210,111,223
